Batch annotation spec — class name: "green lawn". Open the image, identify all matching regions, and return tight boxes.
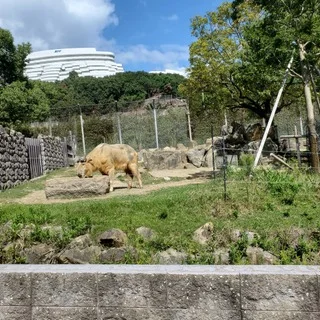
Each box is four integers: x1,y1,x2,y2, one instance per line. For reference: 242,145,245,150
0,166,320,265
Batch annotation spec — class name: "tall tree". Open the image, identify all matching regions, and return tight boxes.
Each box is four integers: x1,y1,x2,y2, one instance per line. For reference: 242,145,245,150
0,28,31,86
235,0,320,171
182,1,301,123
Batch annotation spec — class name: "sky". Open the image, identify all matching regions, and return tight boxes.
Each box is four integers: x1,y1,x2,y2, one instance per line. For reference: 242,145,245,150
0,0,223,74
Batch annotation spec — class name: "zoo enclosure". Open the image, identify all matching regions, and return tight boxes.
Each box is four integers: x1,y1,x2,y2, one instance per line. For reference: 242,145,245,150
0,126,75,190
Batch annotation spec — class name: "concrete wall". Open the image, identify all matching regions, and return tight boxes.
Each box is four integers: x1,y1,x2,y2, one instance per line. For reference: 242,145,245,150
0,265,319,320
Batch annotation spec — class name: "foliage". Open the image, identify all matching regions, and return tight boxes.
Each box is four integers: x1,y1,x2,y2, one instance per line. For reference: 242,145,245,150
181,0,307,126
1,166,320,264
0,81,50,126
0,28,31,86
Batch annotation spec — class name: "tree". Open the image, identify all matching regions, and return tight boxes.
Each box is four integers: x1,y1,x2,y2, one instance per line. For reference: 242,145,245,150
235,0,320,171
0,81,50,126
0,28,31,86
182,1,302,123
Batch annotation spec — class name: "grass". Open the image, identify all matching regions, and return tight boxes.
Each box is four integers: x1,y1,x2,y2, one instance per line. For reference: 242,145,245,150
1,165,320,264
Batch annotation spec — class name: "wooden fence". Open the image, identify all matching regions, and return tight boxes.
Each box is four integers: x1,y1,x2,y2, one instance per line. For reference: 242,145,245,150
25,138,44,179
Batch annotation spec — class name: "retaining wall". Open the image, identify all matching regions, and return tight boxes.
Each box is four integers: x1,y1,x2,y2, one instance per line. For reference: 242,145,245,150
0,265,319,320
0,127,29,190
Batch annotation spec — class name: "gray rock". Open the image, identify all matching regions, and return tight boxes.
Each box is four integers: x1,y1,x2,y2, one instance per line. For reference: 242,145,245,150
67,234,92,250
142,150,187,170
136,226,157,241
24,243,55,264
213,248,230,265
98,228,128,247
57,246,101,264
153,248,188,264
45,176,110,199
100,247,137,263
246,246,278,265
186,148,206,167
193,222,214,245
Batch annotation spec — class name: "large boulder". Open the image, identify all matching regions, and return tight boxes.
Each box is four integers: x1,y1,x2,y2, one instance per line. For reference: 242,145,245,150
142,150,187,170
45,176,110,199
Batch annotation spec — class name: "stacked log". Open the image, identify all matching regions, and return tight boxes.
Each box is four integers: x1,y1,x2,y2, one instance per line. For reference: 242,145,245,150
39,135,65,172
0,126,29,190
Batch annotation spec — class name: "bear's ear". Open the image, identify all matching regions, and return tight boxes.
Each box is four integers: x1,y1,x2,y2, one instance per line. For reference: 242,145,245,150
86,157,93,163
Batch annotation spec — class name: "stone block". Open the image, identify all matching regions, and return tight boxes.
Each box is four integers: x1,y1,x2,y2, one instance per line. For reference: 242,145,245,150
242,311,320,320
173,308,242,320
45,176,110,199
0,307,31,320
241,274,318,311
166,274,240,310
0,273,31,306
98,273,167,308
32,307,97,320
32,273,97,307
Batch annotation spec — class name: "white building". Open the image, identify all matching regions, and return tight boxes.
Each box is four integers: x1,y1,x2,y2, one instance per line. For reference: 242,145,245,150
24,48,124,82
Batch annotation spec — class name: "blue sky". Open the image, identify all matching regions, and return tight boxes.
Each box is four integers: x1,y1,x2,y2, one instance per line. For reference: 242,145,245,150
0,0,224,73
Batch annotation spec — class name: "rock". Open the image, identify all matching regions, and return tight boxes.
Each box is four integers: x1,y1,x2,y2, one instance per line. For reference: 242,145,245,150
67,234,93,250
142,150,187,170
187,140,198,148
24,243,55,264
246,247,278,265
230,230,258,245
186,148,206,167
56,246,102,264
136,226,157,241
176,143,188,152
153,248,188,265
100,247,137,263
98,228,128,247
45,176,110,199
213,249,230,265
193,222,214,245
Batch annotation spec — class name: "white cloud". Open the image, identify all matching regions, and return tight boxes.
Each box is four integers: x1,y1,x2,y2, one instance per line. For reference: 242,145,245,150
165,14,179,21
0,0,190,73
116,44,189,67
0,0,118,50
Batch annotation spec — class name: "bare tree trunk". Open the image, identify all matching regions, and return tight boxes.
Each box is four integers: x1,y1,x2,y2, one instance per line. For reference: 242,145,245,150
299,42,319,172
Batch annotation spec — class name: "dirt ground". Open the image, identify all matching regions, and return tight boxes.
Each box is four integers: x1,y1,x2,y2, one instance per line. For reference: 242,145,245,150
15,167,214,205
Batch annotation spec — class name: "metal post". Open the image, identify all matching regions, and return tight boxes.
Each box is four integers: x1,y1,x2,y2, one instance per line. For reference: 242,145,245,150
211,124,216,179
153,99,159,149
299,114,304,135
48,117,52,137
295,126,301,168
222,128,227,201
253,53,295,168
79,108,86,156
186,100,193,141
115,101,123,144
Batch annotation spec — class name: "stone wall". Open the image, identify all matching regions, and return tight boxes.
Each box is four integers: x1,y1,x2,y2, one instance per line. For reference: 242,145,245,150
0,126,29,190
39,135,67,172
0,265,318,320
